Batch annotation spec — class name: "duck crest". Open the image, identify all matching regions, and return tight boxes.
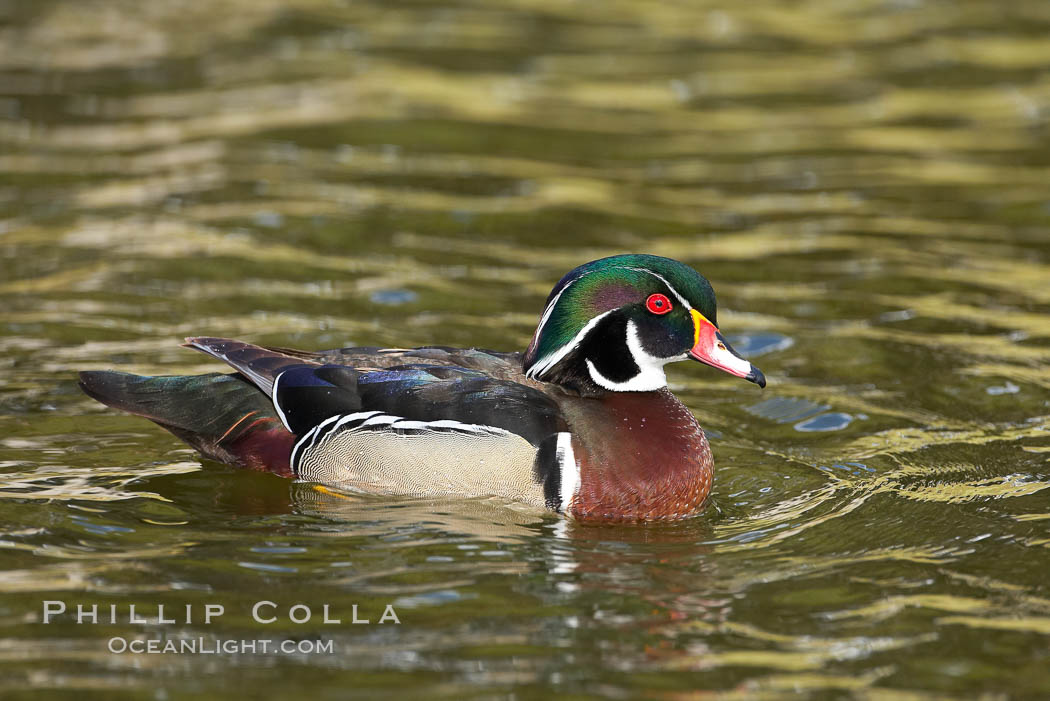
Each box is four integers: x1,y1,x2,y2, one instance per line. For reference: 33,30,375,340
557,388,712,522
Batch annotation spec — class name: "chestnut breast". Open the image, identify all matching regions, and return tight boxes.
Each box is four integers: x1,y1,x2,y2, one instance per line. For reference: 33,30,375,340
556,388,713,522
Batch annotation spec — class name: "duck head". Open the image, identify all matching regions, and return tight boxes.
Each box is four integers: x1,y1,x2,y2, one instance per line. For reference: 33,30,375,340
523,254,766,395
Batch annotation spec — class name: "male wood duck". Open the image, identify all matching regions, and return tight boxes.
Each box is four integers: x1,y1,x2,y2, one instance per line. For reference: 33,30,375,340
79,254,765,522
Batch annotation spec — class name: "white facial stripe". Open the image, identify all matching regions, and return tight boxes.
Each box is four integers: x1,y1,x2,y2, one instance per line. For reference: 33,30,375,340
556,432,579,515
624,319,674,386
583,359,617,390
526,308,615,379
527,265,700,383
615,266,692,310
583,319,672,391
532,282,571,344
529,270,597,360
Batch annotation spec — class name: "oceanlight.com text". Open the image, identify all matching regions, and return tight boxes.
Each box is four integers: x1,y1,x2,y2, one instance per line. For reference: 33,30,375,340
107,637,335,655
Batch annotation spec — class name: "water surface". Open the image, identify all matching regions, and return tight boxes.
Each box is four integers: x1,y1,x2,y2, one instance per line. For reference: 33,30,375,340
2,0,1050,698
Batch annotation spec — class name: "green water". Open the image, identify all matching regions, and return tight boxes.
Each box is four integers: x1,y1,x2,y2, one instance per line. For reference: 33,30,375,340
2,0,1050,698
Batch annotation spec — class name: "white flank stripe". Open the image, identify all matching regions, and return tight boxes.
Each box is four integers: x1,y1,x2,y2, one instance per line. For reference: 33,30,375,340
333,410,382,430
390,419,511,435
361,414,397,426
309,414,341,444
556,432,579,515
289,433,310,472
293,411,382,468
424,419,476,429
388,420,427,430
271,371,293,432
291,414,338,470
292,411,514,471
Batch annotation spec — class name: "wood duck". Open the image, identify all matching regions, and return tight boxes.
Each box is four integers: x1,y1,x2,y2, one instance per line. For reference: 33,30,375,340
79,254,765,522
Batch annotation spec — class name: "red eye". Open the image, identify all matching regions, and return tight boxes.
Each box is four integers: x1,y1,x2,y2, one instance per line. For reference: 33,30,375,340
645,293,672,315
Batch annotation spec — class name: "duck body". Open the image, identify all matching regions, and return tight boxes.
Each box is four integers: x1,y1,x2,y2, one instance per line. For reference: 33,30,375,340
79,254,763,522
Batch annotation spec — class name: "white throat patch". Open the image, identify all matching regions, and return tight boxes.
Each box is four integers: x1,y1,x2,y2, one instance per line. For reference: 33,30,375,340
584,319,681,392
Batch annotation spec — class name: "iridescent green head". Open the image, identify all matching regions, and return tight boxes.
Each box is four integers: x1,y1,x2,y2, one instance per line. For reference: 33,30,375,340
522,254,765,395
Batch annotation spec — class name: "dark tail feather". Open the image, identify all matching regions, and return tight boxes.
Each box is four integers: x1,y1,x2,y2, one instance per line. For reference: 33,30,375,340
78,371,295,477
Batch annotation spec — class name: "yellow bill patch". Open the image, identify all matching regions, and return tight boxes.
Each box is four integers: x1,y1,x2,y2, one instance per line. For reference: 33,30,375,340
690,308,714,347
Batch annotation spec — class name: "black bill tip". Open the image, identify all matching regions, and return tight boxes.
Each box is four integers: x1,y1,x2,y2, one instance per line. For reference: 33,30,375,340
746,365,767,389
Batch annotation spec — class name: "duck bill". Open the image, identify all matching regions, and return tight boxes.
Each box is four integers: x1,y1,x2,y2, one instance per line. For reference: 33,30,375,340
688,310,766,388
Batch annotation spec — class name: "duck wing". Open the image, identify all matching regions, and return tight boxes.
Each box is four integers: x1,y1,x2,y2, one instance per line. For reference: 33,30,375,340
267,343,527,383
184,337,571,510
184,337,564,443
